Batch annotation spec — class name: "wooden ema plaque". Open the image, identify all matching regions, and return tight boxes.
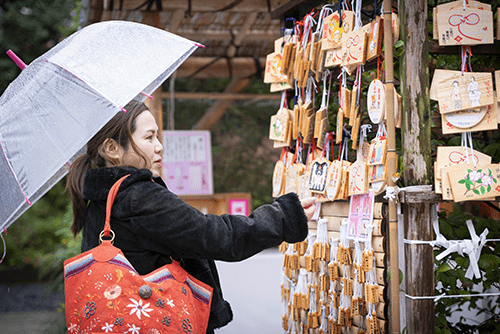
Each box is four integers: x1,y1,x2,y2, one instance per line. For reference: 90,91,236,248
369,164,387,183
367,79,385,124
347,190,375,241
314,107,327,139
366,16,384,62
441,98,498,134
321,11,355,50
264,52,286,84
383,87,402,128
436,146,492,175
309,157,331,195
436,72,494,114
272,160,286,197
326,160,342,201
368,138,387,166
433,1,492,40
349,160,369,196
430,69,461,101
269,112,291,142
436,5,493,46
436,146,492,195
324,47,342,68
341,29,367,67
449,163,500,202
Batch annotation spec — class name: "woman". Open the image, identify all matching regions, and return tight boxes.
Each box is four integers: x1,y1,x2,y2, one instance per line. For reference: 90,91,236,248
66,100,316,333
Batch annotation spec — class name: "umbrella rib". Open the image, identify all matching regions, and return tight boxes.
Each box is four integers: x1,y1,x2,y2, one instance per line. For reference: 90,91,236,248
0,139,31,205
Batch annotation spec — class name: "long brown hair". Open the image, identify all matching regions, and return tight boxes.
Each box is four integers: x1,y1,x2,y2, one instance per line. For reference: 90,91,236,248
66,100,150,236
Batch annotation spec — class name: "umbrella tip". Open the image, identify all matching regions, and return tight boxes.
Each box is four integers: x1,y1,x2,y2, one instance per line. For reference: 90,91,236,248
6,50,26,70
194,42,205,49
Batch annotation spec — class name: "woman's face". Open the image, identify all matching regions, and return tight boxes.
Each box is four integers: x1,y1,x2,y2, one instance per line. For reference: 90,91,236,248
121,110,163,177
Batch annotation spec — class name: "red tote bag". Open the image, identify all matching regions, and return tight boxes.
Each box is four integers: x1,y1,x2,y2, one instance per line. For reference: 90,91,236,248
64,175,213,334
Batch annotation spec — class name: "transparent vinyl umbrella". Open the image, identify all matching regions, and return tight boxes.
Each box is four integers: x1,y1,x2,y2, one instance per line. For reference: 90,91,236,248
0,20,199,231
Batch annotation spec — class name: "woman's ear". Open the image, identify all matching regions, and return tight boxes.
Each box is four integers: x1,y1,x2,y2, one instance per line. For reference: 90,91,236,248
102,138,123,162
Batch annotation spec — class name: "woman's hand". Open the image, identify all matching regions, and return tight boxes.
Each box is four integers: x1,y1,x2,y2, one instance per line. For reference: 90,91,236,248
300,197,317,221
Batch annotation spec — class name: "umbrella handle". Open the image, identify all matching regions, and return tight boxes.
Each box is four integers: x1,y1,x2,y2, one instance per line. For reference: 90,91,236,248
6,50,26,70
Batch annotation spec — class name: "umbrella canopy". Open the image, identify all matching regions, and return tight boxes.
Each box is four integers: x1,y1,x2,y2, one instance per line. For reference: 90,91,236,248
0,21,198,231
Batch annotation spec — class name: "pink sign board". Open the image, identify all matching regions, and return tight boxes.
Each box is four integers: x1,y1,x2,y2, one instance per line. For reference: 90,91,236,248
347,189,375,242
229,199,250,216
162,130,213,196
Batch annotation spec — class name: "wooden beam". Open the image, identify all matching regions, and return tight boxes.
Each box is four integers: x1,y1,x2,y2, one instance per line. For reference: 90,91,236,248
175,57,265,78
270,0,324,19
161,92,280,100
88,0,104,24
116,0,287,13
166,8,185,33
226,12,259,57
173,30,280,42
192,77,252,130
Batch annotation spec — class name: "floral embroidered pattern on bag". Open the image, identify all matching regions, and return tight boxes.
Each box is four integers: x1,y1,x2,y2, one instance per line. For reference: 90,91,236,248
162,316,171,326
84,301,97,319
104,284,122,299
155,298,165,308
182,318,193,333
126,298,154,319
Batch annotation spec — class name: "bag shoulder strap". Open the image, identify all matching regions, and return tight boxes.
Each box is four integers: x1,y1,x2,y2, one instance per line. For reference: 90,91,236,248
100,174,130,241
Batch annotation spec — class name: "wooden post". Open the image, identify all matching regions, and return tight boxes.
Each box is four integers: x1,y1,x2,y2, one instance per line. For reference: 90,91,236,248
382,0,399,332
399,0,435,333
141,11,164,141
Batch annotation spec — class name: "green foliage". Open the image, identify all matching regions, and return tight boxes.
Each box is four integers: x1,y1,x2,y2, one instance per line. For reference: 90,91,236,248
1,180,76,274
211,99,280,208
435,204,500,333
0,0,79,92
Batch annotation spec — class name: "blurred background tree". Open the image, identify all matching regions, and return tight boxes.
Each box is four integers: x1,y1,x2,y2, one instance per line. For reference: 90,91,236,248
0,0,280,276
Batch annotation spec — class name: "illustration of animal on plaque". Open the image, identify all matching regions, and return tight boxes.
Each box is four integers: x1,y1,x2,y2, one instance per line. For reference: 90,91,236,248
467,76,482,107
451,80,462,110
310,162,328,192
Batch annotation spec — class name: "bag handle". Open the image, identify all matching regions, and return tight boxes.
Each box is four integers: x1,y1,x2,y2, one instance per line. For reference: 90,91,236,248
99,174,130,244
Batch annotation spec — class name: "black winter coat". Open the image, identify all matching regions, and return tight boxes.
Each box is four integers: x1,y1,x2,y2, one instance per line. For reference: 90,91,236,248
80,166,308,332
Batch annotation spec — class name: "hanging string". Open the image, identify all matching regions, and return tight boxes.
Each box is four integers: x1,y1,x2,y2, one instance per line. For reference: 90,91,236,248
354,65,363,107
340,133,350,162
461,132,475,167
377,57,382,80
294,77,301,104
322,132,335,160
315,4,335,37
461,46,473,74
305,76,317,104
407,291,500,301
321,69,331,108
305,143,313,168
279,90,287,112
301,9,318,53
338,0,343,27
375,121,387,139
326,70,333,110
357,124,372,161
353,0,363,31
296,137,304,164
